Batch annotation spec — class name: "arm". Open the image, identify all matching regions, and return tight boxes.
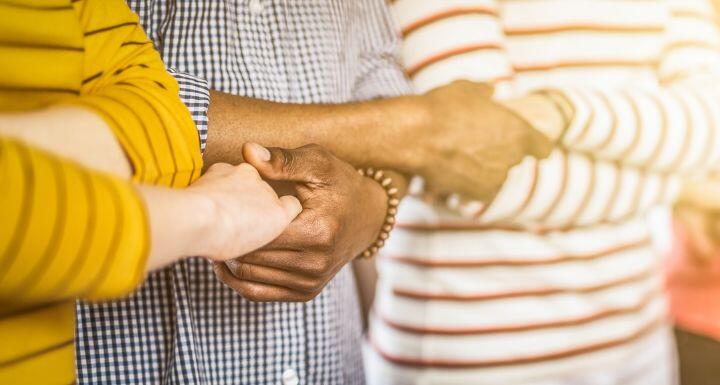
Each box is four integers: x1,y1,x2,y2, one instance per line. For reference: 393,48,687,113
0,0,202,187
393,0,720,229
0,137,300,304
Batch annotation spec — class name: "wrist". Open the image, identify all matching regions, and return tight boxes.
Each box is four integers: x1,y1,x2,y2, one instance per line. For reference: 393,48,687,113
355,168,401,259
180,190,221,258
378,95,433,173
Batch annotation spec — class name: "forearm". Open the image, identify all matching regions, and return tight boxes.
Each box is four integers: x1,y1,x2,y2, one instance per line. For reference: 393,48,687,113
0,105,132,179
205,90,427,173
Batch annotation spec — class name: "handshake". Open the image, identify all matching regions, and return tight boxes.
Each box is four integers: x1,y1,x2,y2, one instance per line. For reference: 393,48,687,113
150,80,562,302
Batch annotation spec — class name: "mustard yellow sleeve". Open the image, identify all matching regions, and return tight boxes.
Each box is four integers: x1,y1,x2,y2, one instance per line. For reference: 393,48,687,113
0,137,150,304
68,0,202,188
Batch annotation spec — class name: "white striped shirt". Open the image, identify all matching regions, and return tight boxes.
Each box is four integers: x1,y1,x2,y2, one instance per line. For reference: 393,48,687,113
368,0,720,384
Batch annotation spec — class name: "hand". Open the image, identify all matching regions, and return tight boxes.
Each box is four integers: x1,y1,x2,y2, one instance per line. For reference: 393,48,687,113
213,143,387,302
142,162,302,270
404,80,553,202
501,93,568,142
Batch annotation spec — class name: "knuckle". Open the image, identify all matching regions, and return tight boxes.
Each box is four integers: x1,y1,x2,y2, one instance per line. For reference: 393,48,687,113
313,224,337,250
317,256,335,273
278,148,298,175
240,284,264,302
237,163,259,176
306,258,333,276
233,263,253,281
208,162,232,173
297,279,321,293
303,144,333,166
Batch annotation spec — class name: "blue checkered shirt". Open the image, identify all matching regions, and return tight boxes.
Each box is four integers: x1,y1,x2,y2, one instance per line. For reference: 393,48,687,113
75,1,411,384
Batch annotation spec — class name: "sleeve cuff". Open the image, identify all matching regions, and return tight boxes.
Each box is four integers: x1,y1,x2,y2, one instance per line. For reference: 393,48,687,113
169,69,211,152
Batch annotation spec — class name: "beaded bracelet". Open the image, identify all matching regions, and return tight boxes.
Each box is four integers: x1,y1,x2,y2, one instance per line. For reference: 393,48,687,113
356,167,400,259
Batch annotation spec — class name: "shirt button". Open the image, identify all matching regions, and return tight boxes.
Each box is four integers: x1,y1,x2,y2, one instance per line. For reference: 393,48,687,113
249,0,264,15
282,368,299,385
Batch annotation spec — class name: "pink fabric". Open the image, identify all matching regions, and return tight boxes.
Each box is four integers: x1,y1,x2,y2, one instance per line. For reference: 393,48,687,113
665,220,720,341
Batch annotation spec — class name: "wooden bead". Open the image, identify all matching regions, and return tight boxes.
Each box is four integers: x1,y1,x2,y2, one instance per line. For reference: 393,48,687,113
355,166,400,259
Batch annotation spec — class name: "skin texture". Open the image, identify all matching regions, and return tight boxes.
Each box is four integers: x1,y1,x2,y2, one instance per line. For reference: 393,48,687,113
0,106,132,179
141,160,302,271
206,80,555,202
1,80,563,303
0,107,302,273
213,143,391,302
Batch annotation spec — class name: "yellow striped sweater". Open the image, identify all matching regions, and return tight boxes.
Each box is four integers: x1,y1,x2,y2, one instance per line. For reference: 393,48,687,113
0,0,202,383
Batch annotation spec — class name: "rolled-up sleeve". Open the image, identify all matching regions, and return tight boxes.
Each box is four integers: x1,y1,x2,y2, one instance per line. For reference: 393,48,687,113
68,0,203,188
170,70,211,152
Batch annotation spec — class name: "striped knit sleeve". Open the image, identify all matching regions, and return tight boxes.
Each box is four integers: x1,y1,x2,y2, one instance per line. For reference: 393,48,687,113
546,0,720,174
68,0,202,188
353,0,413,101
392,0,514,95
459,150,681,231
0,137,149,304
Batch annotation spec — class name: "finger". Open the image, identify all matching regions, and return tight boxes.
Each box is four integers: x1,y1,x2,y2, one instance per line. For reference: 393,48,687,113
213,262,318,302
254,212,320,250
235,162,261,178
238,249,309,272
243,142,330,183
279,195,302,221
225,260,320,293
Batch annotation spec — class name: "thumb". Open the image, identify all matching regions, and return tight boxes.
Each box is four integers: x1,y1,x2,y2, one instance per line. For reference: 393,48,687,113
243,142,328,183
278,195,302,222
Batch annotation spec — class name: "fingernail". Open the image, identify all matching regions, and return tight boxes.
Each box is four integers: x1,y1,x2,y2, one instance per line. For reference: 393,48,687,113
248,142,271,161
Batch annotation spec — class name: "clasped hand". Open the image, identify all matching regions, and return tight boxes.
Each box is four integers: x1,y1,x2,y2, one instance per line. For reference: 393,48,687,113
213,143,387,302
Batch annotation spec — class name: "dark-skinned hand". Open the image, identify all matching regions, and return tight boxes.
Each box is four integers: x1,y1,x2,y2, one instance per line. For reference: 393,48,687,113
213,142,387,302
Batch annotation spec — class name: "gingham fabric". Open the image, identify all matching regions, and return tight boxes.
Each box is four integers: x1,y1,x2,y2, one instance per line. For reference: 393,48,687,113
75,1,411,384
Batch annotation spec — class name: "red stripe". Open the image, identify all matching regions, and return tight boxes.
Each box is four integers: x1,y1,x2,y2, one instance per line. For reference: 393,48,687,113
406,43,506,77
391,267,656,301
378,287,660,335
401,7,499,37
514,59,655,73
672,9,720,25
385,237,650,268
371,317,664,368
395,218,628,234
505,24,664,36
